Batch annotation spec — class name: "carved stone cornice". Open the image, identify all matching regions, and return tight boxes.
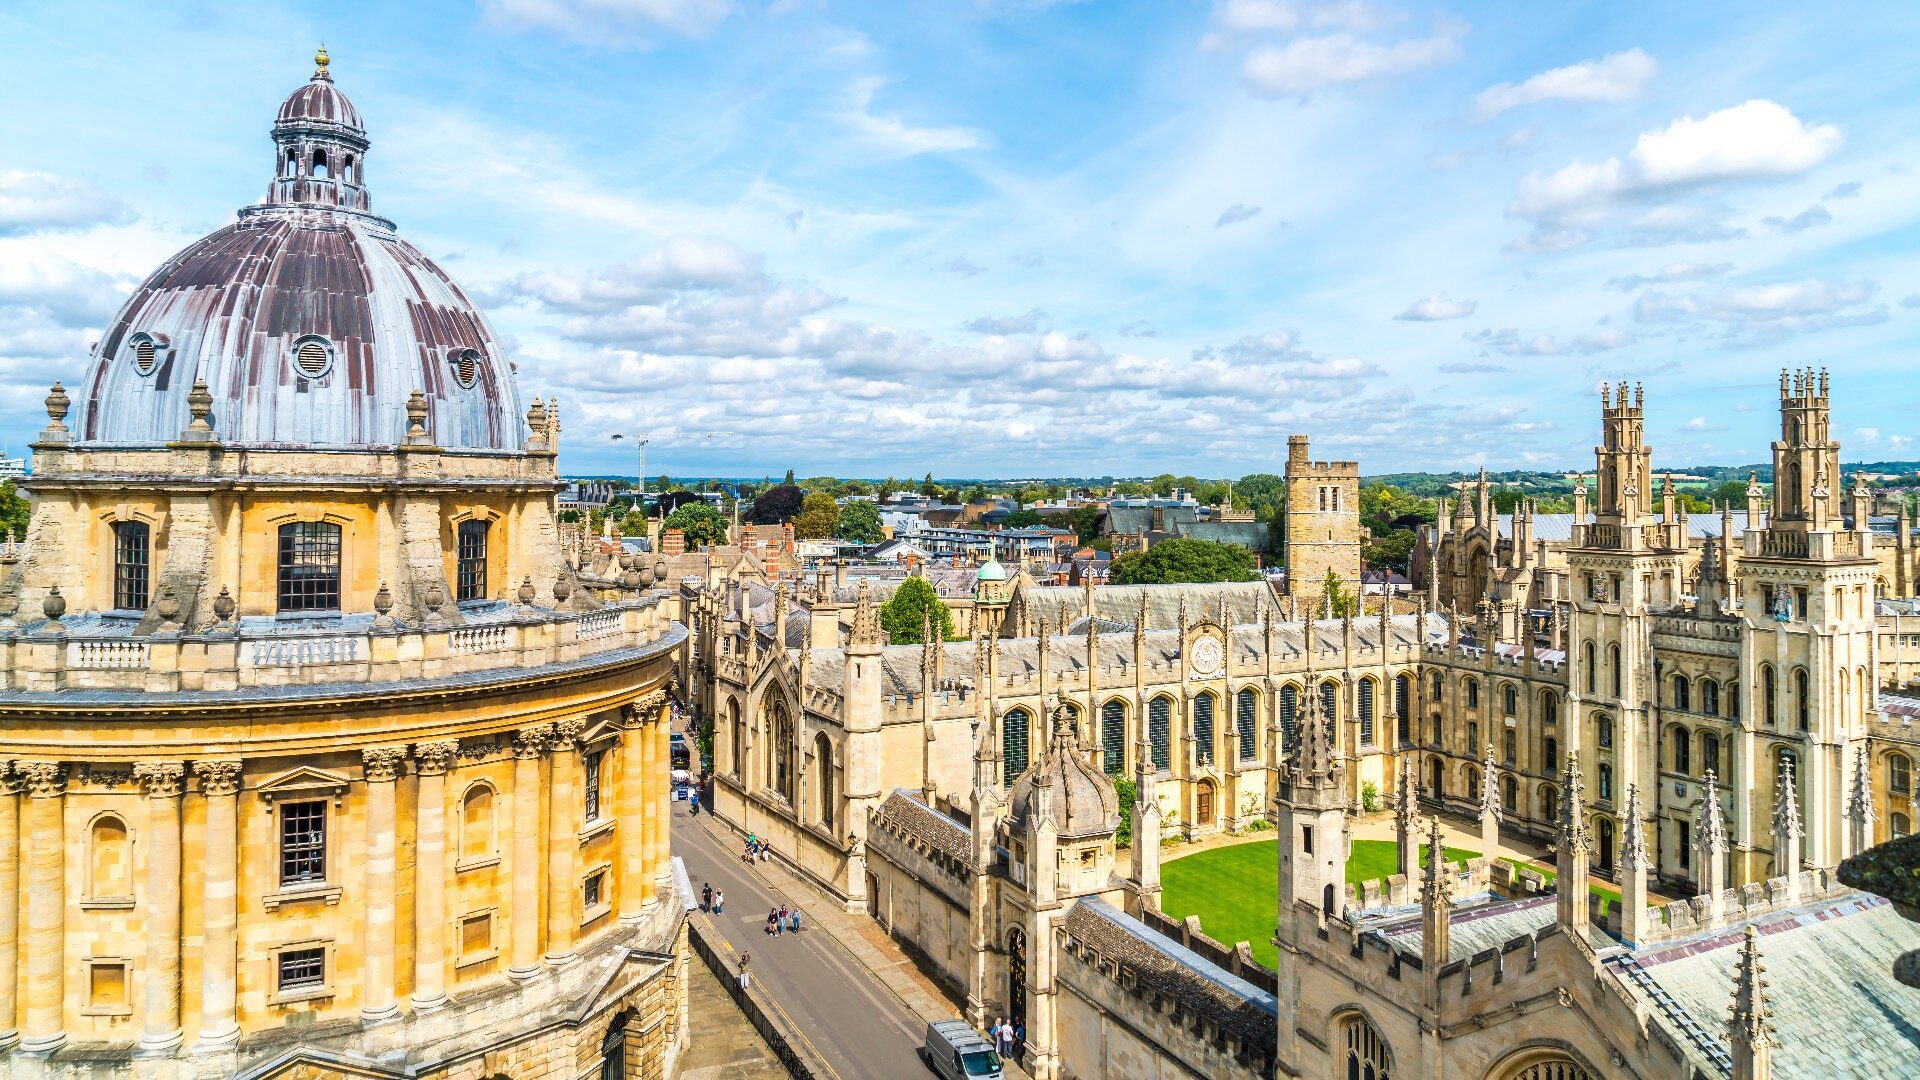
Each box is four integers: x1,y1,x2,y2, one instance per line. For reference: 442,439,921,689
547,718,586,752
413,741,459,776
362,748,408,784
18,761,65,799
0,764,20,798
132,761,187,800
193,760,243,798
514,726,554,759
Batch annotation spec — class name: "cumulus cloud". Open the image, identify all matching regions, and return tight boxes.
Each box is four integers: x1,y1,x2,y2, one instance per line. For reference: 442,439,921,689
1506,100,1842,251
962,308,1046,335
507,236,764,314
1211,0,1397,34
1476,48,1657,119
0,245,127,323
1763,204,1832,234
846,77,989,155
1605,261,1734,291
1632,278,1885,346
0,171,133,236
1394,294,1476,321
1240,18,1463,96
1825,180,1862,199
1214,203,1262,228
475,0,734,41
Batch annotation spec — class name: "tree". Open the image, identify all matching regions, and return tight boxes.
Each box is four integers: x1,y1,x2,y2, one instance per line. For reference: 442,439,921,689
1363,530,1416,575
877,476,897,503
1114,777,1137,848
792,492,840,539
0,480,29,540
784,469,796,484
880,576,958,644
834,500,885,544
920,472,939,498
1321,568,1359,618
1108,538,1258,585
1002,509,1043,529
750,484,804,524
962,484,989,504
663,503,728,548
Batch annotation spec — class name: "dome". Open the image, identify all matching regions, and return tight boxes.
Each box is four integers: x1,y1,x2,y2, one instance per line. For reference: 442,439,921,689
1005,709,1120,840
71,52,525,452
977,557,1007,582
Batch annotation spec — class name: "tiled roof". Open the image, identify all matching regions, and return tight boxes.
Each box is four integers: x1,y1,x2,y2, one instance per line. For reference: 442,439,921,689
871,789,972,866
1063,898,1276,1049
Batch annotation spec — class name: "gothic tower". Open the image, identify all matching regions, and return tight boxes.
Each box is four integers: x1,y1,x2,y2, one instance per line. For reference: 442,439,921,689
1283,434,1362,595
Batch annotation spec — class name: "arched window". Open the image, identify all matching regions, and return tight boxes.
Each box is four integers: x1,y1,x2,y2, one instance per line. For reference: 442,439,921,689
1279,684,1299,752
1608,644,1622,697
1891,754,1913,796
599,1010,631,1080
89,815,131,901
284,150,297,177
728,698,744,780
1429,671,1443,700
1320,679,1339,725
1541,784,1559,823
311,147,330,179
1003,708,1031,786
1340,1013,1393,1080
456,520,489,603
1192,694,1216,766
1501,683,1517,716
1596,714,1613,749
1467,721,1479,753
1503,728,1516,764
769,699,795,802
1762,665,1777,725
1894,813,1912,840
1541,690,1558,725
1235,689,1258,762
1598,763,1613,802
342,154,356,184
1672,727,1692,774
1502,774,1517,812
1703,733,1722,779
1429,756,1446,797
1101,699,1126,775
1728,681,1740,719
1494,1052,1599,1080
1544,736,1558,771
460,784,495,863
1672,674,1690,711
1357,678,1376,746
112,520,150,611
1582,642,1596,694
277,521,342,612
1701,678,1720,716
1146,696,1172,772
1464,677,1480,708
815,732,835,829
1794,668,1810,731
1394,674,1411,743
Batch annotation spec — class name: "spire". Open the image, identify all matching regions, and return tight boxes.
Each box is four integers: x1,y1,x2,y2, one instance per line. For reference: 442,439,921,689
1394,753,1419,879
1621,784,1651,871
1697,770,1730,924
1697,769,1729,853
1420,815,1453,981
1846,745,1877,856
1479,744,1502,816
1773,757,1803,902
850,579,881,647
1556,751,1591,934
1728,926,1776,1080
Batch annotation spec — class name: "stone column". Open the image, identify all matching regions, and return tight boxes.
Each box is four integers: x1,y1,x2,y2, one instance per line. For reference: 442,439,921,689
0,766,21,1051
546,720,583,965
619,702,653,921
411,741,457,1011
653,696,675,898
192,760,243,1051
508,728,548,980
18,762,64,1055
133,761,187,1054
360,748,406,1022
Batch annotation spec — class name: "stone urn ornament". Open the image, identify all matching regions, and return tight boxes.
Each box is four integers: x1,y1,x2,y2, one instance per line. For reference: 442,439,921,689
212,585,237,624
154,587,181,624
42,586,66,626
424,584,446,613
518,576,536,605
553,575,573,604
373,582,394,622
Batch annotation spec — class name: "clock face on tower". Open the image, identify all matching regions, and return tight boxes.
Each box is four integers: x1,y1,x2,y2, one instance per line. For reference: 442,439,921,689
1190,635,1223,675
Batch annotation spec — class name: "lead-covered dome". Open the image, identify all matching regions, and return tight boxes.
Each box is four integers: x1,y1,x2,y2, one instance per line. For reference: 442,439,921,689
1006,708,1120,839
72,51,525,451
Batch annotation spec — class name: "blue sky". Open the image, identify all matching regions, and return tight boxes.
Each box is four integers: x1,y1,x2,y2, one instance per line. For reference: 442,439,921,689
3,0,1919,479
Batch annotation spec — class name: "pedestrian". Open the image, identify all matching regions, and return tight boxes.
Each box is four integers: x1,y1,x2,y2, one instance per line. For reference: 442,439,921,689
713,889,725,914
1014,1021,1026,1059
738,952,751,993
998,1020,1015,1059
690,787,701,815
701,883,712,913
766,909,779,936
989,1018,1004,1053
789,907,802,933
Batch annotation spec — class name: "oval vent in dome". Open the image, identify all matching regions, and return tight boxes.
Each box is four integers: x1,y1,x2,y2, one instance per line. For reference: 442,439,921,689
453,349,479,388
133,337,156,374
296,339,332,378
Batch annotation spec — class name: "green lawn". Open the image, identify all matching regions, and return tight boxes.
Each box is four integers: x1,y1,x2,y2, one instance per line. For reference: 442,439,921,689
1160,839,1475,969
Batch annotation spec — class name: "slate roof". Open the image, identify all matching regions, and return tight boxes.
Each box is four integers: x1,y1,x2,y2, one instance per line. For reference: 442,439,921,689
1063,898,1277,1049
1477,511,1761,544
871,789,973,866
1371,894,1565,962
1013,581,1282,632
1619,894,1920,1079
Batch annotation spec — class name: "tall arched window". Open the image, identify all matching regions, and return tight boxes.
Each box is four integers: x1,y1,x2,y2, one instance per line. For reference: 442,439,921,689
1235,689,1258,762
1598,763,1613,801
1544,736,1558,770
1147,697,1171,772
1101,699,1126,775
460,784,495,863
1357,678,1376,746
1003,708,1031,787
89,815,131,901
1502,775,1517,813
1494,1052,1598,1080
1583,642,1596,694
456,519,489,602
1671,674,1690,711
1320,679,1339,725
1340,1013,1393,1080
1728,681,1740,719
277,521,342,612
1762,665,1778,725
769,699,795,802
1467,721,1479,753
1541,690,1558,725
1891,754,1913,796
1394,674,1412,743
728,698,744,780
1503,728,1516,764
1541,784,1559,823
1429,671,1443,701
1608,644,1622,697
815,732,835,829
1894,813,1912,840
599,1010,631,1080
112,521,150,611
1501,683,1517,716
1596,713,1614,748
1672,727,1692,774
1701,678,1719,716
1794,668,1810,731
1464,677,1480,708
1279,685,1299,752
311,147,330,179
1192,693,1216,766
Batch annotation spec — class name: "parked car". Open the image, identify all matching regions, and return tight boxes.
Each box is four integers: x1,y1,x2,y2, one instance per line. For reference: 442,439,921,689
669,732,691,772
919,1020,1002,1080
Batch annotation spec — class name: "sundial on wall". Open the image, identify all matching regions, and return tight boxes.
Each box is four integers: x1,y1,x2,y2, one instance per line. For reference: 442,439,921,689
1190,635,1223,676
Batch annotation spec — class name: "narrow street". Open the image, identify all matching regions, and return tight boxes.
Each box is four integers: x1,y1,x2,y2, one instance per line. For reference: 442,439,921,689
674,801,931,1080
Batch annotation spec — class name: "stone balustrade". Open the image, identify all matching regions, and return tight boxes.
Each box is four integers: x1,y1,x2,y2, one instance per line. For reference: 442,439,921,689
0,594,673,695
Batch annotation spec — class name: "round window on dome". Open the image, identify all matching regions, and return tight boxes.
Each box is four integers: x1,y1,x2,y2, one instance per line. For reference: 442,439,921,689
292,337,334,379
128,334,159,376
451,348,480,389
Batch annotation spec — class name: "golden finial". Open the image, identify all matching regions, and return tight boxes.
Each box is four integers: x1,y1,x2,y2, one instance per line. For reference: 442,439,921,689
314,44,331,80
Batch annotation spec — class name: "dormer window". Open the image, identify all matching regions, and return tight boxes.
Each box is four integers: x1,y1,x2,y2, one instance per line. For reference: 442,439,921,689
128,333,159,376
292,336,334,380
451,348,480,389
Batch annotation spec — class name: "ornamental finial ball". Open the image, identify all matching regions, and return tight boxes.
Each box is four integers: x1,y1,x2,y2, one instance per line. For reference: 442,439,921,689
314,45,330,79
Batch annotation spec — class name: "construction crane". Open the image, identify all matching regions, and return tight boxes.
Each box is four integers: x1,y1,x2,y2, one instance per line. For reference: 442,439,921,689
610,430,735,504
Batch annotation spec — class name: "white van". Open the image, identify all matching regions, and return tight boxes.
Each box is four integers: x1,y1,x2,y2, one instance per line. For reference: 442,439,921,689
919,1019,1004,1080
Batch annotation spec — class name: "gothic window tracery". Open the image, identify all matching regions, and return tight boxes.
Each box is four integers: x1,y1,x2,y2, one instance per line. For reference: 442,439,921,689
1102,699,1128,775
1339,1013,1392,1080
1003,707,1031,786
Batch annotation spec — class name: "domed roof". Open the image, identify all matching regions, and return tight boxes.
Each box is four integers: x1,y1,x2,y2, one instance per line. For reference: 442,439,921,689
71,53,525,452
277,47,362,130
1006,708,1120,840
977,557,1007,582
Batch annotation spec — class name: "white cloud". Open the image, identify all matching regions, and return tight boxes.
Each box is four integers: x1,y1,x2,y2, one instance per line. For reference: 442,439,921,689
1475,48,1657,119
941,255,986,277
1507,100,1842,250
0,243,127,323
475,0,734,41
1573,328,1633,352
1606,261,1734,291
846,77,990,155
1394,294,1476,321
962,309,1046,335
1763,204,1832,234
1239,17,1464,96
1211,0,1396,34
1632,278,1885,346
1825,180,1862,199
0,171,133,236
1214,203,1262,228
507,236,764,314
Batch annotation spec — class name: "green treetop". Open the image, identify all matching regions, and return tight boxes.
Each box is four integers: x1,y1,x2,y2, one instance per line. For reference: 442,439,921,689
880,576,959,644
663,503,728,548
834,500,885,544
1108,538,1259,585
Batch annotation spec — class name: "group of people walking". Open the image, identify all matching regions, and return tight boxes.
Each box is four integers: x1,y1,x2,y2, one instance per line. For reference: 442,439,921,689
766,903,803,935
987,1017,1025,1063
699,882,726,914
